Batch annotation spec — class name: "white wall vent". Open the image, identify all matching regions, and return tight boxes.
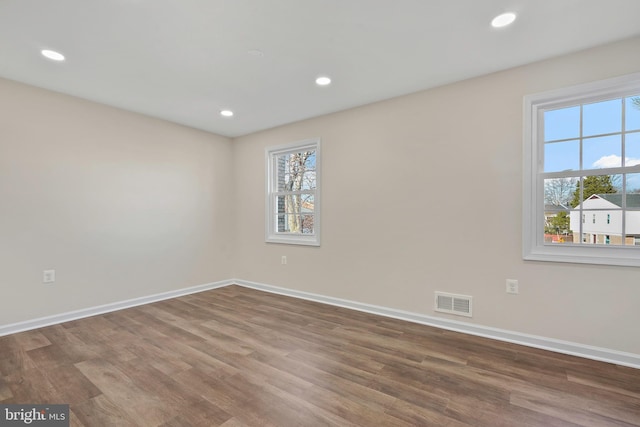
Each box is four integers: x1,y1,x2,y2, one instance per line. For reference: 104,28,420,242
435,292,472,317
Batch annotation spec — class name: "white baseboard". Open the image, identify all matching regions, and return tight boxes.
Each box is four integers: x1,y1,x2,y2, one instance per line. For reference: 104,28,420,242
2,277,638,369
0,279,234,337
234,279,640,369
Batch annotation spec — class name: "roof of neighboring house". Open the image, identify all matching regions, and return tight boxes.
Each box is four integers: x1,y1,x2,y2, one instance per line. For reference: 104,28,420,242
584,193,640,208
545,203,569,213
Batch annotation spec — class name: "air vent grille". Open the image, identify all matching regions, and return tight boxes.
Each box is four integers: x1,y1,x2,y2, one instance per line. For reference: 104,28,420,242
435,292,472,317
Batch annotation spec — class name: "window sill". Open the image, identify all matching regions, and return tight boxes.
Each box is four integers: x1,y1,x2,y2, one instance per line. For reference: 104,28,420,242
266,235,320,246
524,244,640,267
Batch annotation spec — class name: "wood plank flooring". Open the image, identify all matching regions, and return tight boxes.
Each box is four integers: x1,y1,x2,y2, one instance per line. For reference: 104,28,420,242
1,285,639,426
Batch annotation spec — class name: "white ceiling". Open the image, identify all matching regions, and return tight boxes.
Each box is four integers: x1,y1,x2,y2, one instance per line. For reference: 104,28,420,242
1,0,640,138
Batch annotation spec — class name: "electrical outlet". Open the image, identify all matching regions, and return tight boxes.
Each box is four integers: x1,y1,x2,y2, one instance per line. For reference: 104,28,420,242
43,269,56,284
506,279,518,294
281,256,287,265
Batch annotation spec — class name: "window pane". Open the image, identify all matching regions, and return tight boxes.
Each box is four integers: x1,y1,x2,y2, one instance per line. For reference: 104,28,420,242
626,173,640,207
583,99,622,137
304,151,317,170
570,174,622,246
275,194,314,234
625,211,640,244
276,150,317,191
611,173,623,193
301,170,316,190
301,214,314,234
543,184,572,243
626,132,640,166
583,135,621,169
544,140,579,172
277,214,302,233
626,95,640,131
276,156,286,191
544,106,580,141
300,194,315,213
544,177,577,207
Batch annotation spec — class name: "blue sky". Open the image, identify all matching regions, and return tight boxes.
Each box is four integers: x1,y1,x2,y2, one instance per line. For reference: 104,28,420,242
544,96,640,190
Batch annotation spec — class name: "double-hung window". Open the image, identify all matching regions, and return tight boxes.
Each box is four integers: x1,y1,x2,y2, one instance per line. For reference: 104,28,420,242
524,72,640,266
265,138,320,246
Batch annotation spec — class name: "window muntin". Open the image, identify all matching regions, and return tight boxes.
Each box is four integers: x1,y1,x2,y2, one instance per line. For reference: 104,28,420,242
266,139,320,246
524,72,640,266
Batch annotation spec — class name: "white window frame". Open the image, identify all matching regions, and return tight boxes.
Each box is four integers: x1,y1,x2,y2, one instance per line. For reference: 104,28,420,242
265,138,321,246
523,72,640,267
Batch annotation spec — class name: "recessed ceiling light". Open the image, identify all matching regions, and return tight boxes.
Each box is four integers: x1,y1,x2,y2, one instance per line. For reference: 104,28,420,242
220,110,234,117
315,76,331,86
41,49,65,61
491,12,517,28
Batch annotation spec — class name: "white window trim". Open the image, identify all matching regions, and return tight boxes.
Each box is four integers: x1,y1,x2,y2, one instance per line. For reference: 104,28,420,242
265,138,321,246
523,72,640,267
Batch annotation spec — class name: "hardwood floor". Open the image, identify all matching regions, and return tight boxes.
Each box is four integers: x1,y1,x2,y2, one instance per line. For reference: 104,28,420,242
1,285,639,426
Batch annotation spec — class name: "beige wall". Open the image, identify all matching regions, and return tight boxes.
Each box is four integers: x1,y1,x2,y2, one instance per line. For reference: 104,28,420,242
0,79,234,326
233,36,640,355
2,36,639,356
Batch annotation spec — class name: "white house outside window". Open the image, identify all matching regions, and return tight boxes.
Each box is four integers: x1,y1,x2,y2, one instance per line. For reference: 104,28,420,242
524,72,640,266
265,138,320,246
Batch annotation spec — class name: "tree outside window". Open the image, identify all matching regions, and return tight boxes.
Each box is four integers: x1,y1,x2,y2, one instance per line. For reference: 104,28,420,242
266,139,320,246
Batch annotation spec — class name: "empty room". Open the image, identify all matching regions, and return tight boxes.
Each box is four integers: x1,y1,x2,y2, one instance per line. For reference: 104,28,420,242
1,1,640,426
